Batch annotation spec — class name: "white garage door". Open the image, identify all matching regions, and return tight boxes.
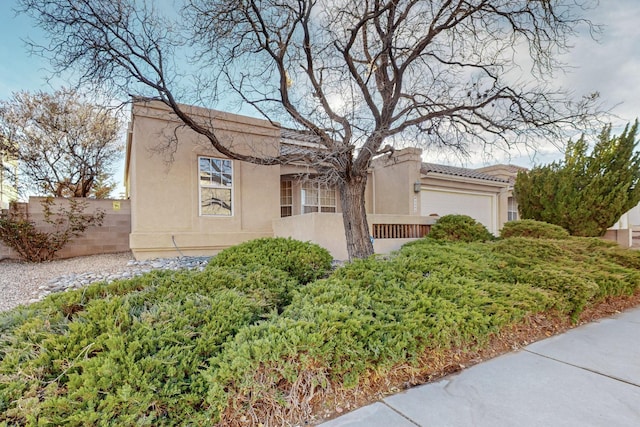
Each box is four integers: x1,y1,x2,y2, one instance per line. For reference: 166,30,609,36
421,188,496,234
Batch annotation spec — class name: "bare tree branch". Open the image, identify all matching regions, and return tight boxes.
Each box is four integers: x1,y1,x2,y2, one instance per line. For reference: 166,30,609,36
20,0,604,258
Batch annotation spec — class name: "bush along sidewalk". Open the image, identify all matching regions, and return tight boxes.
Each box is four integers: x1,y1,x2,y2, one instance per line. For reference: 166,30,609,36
1,236,640,426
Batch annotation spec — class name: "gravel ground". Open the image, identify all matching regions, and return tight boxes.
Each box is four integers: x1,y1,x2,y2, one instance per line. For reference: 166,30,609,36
0,252,134,313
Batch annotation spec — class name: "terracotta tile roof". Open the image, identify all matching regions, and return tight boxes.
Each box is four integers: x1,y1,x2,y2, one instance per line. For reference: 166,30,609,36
421,162,509,183
485,164,528,173
474,164,528,183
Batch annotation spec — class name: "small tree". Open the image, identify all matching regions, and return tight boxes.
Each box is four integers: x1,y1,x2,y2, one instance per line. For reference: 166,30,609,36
515,121,640,237
0,88,122,198
0,198,105,262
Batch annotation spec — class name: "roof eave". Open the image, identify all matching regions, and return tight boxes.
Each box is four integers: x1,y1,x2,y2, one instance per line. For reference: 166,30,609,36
421,171,511,188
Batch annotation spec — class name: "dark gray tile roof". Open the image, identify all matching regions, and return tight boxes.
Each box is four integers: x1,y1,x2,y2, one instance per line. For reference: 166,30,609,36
421,162,509,183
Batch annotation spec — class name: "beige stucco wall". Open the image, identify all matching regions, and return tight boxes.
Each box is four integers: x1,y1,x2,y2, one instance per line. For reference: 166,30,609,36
273,212,437,260
125,102,516,259
370,148,423,216
127,101,281,259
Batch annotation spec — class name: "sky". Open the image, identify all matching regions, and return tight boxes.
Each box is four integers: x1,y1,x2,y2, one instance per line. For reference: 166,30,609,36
1,0,639,187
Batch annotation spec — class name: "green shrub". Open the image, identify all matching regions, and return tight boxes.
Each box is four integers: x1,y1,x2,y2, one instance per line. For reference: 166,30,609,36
3,234,640,425
0,265,296,425
206,252,555,423
207,237,333,284
428,214,494,242
500,219,570,239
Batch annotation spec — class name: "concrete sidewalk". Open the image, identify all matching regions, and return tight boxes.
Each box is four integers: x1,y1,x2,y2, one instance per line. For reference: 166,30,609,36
319,307,640,427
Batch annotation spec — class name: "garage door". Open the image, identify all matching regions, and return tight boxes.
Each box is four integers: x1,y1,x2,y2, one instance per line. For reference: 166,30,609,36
421,188,496,234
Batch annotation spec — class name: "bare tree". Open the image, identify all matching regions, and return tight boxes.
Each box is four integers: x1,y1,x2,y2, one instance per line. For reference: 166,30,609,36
0,88,122,198
20,0,601,258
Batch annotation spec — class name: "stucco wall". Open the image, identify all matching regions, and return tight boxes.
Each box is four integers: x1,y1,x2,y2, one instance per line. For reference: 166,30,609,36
273,212,437,260
370,148,423,215
602,228,633,248
0,197,130,260
127,101,281,259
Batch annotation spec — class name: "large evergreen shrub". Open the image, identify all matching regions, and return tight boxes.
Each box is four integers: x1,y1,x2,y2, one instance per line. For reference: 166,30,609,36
428,214,494,242
207,237,333,284
514,121,640,236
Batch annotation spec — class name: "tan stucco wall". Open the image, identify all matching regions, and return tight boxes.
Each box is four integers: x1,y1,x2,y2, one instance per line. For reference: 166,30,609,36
273,212,437,260
127,101,281,259
370,148,423,216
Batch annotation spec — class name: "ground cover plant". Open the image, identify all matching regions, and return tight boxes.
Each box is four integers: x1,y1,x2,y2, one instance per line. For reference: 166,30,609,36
500,219,570,239
1,236,639,426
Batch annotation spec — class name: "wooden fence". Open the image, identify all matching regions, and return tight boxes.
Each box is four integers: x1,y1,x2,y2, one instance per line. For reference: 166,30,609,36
372,223,431,239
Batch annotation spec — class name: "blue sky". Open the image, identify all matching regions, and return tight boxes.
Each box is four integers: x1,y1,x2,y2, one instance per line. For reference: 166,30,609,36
0,2,62,99
1,0,640,178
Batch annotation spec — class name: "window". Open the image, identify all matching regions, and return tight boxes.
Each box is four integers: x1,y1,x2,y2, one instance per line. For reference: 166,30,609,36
199,157,232,216
302,182,336,213
508,196,518,221
280,180,293,217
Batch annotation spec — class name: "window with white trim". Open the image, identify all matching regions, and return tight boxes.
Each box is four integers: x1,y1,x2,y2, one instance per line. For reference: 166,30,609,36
280,180,293,217
199,156,232,216
302,182,336,213
507,196,518,221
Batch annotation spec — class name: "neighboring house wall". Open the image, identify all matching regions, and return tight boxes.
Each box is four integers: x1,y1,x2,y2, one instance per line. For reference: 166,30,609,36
126,101,281,260
607,204,640,248
0,151,18,210
0,197,130,260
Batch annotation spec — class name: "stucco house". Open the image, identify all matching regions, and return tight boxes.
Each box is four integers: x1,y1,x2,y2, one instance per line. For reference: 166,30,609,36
125,101,514,260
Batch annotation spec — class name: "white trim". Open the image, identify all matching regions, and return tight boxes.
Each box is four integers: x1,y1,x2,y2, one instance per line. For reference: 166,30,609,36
301,181,337,214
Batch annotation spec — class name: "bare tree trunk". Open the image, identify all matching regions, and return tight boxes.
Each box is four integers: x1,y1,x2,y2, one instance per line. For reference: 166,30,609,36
339,175,373,260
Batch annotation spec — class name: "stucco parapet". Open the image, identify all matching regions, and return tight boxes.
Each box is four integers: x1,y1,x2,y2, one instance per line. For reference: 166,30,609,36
131,100,281,139
371,147,423,168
